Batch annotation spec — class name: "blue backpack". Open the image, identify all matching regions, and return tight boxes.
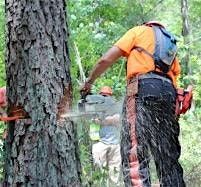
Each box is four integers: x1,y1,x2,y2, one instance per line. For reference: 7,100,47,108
134,26,177,73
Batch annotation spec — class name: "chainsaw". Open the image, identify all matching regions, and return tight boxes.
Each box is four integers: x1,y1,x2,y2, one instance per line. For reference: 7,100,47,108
61,92,121,120
175,85,193,116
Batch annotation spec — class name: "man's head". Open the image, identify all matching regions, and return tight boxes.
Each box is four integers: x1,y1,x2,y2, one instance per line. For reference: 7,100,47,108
99,86,113,96
144,21,165,28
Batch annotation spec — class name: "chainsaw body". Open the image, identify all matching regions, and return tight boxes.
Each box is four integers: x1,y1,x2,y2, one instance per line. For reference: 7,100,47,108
175,85,193,116
62,94,121,120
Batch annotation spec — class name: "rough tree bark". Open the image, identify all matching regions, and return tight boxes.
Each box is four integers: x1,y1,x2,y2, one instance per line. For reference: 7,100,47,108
4,0,81,186
181,0,191,75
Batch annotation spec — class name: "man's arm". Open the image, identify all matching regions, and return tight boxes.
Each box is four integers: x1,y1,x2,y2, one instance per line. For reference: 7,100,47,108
81,46,124,93
94,114,120,126
102,114,120,126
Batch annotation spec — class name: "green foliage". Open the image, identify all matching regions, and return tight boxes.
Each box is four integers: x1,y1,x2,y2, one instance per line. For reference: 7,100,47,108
180,109,201,186
0,1,5,181
0,2,5,87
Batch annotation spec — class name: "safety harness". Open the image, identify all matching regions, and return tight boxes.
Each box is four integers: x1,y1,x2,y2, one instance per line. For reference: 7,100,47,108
126,76,143,187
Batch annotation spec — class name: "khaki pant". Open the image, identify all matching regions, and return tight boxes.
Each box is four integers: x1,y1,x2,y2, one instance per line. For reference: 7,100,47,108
92,141,121,185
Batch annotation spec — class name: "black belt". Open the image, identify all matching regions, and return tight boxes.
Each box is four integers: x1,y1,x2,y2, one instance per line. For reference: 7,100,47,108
138,72,172,84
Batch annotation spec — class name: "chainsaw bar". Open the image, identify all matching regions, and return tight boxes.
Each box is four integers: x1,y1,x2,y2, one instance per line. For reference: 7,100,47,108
61,111,104,119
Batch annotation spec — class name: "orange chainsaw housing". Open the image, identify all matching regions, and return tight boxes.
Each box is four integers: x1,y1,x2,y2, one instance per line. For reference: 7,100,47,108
176,85,193,115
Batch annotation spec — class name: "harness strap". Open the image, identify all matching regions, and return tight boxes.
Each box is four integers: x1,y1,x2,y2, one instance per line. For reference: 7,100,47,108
132,46,153,59
132,46,161,71
126,76,143,187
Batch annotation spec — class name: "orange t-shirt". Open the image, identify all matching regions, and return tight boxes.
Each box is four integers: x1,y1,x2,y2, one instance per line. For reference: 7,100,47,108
114,25,181,87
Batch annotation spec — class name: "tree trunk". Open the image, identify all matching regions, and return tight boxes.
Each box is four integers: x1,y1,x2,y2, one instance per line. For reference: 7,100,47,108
181,0,191,75
4,0,81,186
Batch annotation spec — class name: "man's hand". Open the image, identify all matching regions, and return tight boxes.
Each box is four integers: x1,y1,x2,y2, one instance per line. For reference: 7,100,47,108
80,81,92,97
102,114,120,126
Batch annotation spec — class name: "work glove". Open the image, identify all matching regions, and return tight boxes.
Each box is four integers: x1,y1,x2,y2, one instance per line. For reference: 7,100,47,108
80,80,92,97
79,81,93,112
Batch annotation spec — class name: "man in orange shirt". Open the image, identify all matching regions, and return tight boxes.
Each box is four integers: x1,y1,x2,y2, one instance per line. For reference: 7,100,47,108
81,21,185,187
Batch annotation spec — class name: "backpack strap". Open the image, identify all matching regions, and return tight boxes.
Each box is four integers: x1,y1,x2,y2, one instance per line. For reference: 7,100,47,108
132,46,153,59
132,46,158,70
160,27,177,44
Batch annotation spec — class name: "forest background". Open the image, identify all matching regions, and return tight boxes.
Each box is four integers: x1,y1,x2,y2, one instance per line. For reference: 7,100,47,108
0,0,201,186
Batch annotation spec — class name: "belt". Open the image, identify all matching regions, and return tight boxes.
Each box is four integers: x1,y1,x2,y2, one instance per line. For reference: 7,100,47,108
138,72,172,84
